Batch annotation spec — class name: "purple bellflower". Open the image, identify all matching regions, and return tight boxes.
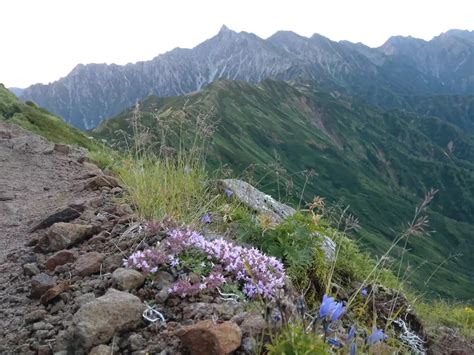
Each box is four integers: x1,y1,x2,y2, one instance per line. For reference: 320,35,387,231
201,213,212,224
347,325,356,342
319,294,337,318
367,328,387,345
330,302,346,321
327,338,344,348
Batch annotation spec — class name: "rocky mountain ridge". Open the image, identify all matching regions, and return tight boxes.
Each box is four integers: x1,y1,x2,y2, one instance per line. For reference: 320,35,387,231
18,27,474,129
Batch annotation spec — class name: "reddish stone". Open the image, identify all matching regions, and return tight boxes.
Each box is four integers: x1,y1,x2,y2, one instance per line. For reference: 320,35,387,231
179,320,242,355
40,281,70,304
74,252,105,276
45,250,76,271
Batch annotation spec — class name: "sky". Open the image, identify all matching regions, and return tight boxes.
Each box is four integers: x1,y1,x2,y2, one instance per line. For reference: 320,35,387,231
1,0,473,88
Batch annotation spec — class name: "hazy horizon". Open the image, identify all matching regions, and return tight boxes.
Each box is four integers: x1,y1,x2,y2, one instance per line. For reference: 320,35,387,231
1,0,473,88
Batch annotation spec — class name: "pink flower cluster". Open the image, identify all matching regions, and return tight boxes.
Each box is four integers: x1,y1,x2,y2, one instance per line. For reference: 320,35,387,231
123,248,169,273
168,271,227,297
124,227,286,300
166,229,285,299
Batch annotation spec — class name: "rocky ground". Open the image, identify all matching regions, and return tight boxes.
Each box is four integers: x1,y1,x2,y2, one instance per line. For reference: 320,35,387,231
0,123,268,354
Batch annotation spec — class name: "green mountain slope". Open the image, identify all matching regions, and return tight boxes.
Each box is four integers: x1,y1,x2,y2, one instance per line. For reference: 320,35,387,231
382,94,474,134
0,84,96,150
94,79,474,300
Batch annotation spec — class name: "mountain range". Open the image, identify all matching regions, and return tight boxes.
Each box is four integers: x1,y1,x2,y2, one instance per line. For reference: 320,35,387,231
17,26,474,129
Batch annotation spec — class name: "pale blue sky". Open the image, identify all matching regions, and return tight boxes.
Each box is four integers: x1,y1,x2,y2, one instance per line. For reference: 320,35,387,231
1,0,473,88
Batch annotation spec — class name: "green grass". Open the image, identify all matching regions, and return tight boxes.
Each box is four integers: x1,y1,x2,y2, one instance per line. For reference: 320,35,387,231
0,83,99,151
117,155,217,224
414,300,474,338
265,324,329,355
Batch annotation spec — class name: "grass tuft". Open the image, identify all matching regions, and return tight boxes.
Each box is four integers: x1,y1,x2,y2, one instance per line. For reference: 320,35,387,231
118,155,217,224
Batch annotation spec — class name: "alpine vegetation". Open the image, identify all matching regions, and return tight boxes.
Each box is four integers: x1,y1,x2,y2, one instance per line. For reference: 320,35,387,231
124,226,285,300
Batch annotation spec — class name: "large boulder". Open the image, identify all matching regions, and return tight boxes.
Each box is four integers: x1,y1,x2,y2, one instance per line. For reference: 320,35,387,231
36,223,95,252
218,179,295,223
72,289,144,349
179,320,242,355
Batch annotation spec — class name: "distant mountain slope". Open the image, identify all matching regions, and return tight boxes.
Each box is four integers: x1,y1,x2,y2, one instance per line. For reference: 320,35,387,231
382,94,474,134
20,27,474,129
0,84,95,149
94,79,474,300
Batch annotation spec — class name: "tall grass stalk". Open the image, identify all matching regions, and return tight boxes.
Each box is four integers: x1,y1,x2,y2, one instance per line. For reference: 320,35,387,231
346,189,437,309
119,103,219,225
119,155,217,224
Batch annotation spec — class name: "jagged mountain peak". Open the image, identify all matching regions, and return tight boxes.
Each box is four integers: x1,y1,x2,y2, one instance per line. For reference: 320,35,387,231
378,35,427,54
19,28,474,129
218,24,232,34
310,32,331,41
439,29,474,41
212,24,255,41
268,30,307,41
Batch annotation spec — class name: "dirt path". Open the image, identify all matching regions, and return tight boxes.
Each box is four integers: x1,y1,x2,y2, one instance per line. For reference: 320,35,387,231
0,122,97,262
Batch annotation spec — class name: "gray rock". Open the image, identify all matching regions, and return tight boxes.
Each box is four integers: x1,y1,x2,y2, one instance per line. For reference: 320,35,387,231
182,302,216,320
218,179,295,223
50,299,66,314
76,292,96,307
36,223,95,252
23,262,40,276
89,345,112,355
155,288,169,304
239,312,267,337
31,273,56,298
32,321,53,331
129,333,145,351
8,134,53,154
53,143,70,155
25,309,48,323
112,268,145,291
53,330,69,352
317,233,336,261
118,203,133,215
35,329,50,339
103,254,124,273
241,337,257,354
72,288,144,349
154,271,174,290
